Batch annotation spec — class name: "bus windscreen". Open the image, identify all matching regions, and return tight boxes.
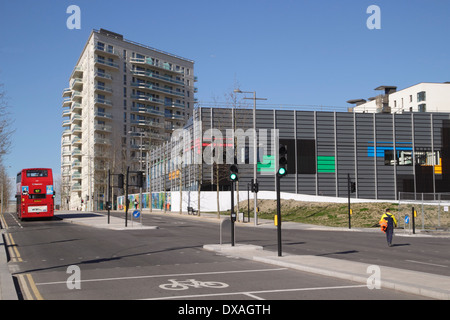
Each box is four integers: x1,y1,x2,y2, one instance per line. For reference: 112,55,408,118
26,170,48,177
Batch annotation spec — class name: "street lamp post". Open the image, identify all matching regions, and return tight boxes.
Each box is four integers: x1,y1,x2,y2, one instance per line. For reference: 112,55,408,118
234,89,267,226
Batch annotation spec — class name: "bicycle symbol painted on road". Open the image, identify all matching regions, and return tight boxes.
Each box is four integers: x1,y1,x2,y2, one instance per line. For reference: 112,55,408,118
159,279,229,291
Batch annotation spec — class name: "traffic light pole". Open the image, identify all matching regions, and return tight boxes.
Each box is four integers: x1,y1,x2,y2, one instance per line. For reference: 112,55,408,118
230,180,235,246
125,166,129,227
276,174,282,257
347,173,351,229
107,169,111,224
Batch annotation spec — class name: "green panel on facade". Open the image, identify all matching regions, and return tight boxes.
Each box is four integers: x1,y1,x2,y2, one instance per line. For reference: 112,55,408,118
317,156,335,173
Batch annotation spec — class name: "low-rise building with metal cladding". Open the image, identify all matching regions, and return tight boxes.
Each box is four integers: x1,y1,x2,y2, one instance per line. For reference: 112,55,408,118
149,107,450,201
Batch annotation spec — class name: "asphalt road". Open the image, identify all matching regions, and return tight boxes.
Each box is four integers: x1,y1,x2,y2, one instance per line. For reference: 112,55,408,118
2,210,444,301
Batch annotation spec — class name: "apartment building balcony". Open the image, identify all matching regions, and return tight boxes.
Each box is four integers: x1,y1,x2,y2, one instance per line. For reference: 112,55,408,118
71,114,82,123
94,111,113,120
70,78,83,91
71,90,82,101
131,94,164,105
130,106,164,117
94,124,112,132
62,160,72,167
72,183,82,192
72,172,82,180
95,57,119,70
130,70,185,86
164,101,185,110
62,139,71,147
62,170,70,177
72,160,82,168
94,71,113,81
94,97,113,107
165,123,183,131
95,44,119,57
62,128,71,136
63,97,72,108
164,113,184,121
70,66,83,79
71,137,81,145
62,120,71,127
71,102,82,112
130,82,185,98
62,108,71,117
94,85,113,95
71,125,82,133
62,88,72,98
130,58,184,75
94,137,111,145
62,149,71,156
148,132,166,141
130,119,164,128
72,148,82,157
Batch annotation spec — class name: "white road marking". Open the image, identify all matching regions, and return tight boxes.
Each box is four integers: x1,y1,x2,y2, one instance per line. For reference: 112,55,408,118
35,267,287,286
146,284,368,300
405,260,448,268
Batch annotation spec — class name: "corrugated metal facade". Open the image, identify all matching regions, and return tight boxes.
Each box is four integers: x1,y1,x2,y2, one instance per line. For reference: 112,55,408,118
151,108,450,201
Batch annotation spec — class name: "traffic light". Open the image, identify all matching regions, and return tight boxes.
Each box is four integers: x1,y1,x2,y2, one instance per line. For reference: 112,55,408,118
251,179,259,193
229,164,238,182
137,171,144,188
278,144,288,177
117,174,124,189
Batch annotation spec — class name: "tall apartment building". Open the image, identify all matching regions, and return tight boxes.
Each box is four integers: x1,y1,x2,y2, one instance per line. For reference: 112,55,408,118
61,29,196,210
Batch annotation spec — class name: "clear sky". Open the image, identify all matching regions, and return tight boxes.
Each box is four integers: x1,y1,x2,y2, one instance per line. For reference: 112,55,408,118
1,0,450,182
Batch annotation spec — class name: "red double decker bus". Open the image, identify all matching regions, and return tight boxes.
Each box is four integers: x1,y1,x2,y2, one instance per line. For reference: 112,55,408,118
16,168,55,220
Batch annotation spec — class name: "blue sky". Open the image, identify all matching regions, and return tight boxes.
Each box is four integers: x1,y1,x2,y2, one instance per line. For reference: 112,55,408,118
1,0,450,182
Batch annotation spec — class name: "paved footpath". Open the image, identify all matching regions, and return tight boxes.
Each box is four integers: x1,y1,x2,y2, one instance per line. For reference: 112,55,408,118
1,210,449,300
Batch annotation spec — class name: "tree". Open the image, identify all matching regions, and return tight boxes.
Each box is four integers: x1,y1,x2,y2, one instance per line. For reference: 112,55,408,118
0,83,14,160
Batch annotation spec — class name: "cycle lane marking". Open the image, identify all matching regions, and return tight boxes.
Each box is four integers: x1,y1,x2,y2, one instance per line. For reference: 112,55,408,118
146,284,368,300
35,267,288,286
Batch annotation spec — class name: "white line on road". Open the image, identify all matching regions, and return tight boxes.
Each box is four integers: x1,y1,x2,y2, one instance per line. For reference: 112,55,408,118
405,260,448,268
145,284,368,300
35,267,288,286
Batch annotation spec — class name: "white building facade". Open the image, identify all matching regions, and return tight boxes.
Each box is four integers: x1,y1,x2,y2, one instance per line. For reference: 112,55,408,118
61,29,196,210
348,82,450,114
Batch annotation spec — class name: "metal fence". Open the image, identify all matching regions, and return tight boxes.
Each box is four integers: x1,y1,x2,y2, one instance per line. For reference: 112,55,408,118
398,192,450,232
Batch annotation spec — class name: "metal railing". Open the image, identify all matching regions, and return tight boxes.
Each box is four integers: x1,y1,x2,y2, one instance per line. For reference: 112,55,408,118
398,192,450,231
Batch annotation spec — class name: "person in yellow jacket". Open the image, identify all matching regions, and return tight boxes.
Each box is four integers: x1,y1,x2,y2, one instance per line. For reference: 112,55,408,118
379,209,397,247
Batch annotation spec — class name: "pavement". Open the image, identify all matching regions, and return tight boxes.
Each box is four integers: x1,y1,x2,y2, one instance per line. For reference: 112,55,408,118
1,209,449,300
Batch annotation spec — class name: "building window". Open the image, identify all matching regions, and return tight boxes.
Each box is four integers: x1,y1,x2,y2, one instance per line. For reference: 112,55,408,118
418,103,426,112
384,148,439,166
417,91,426,102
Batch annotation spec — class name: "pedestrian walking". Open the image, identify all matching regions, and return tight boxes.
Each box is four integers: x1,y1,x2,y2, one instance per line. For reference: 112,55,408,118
379,208,397,247
134,199,139,210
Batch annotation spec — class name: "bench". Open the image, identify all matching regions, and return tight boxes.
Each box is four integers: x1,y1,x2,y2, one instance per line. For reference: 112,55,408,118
187,206,198,215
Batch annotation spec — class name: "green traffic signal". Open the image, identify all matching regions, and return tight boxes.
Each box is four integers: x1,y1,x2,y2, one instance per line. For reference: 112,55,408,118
229,164,238,181
278,167,286,176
